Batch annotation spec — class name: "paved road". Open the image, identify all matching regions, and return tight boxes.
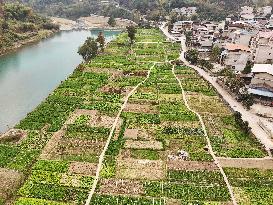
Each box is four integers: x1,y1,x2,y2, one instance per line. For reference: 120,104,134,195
160,25,273,153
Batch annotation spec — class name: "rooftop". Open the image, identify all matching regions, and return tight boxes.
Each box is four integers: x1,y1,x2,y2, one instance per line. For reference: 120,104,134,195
224,43,250,52
252,64,273,76
258,31,273,39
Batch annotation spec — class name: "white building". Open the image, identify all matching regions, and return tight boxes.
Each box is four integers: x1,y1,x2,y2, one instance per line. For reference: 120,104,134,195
257,6,272,17
241,6,254,15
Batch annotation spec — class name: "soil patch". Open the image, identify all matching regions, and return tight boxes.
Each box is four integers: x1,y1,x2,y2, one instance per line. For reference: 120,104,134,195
218,157,273,169
0,129,27,144
116,159,165,180
124,103,157,114
98,179,144,195
68,162,97,176
40,129,64,160
0,168,24,200
124,129,139,140
124,140,163,150
55,139,105,156
167,160,218,171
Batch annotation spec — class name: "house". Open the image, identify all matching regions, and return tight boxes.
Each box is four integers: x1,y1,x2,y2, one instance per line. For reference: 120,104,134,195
172,21,193,32
221,43,251,71
228,21,250,30
249,64,273,99
257,6,272,17
241,6,254,15
240,13,255,22
253,31,273,63
240,6,254,22
231,30,256,47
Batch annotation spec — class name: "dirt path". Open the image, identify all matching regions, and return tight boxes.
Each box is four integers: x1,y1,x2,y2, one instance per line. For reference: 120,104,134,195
84,63,156,205
171,64,238,205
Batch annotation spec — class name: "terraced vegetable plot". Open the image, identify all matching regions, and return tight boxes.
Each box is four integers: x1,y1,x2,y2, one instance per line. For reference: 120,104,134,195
0,28,272,205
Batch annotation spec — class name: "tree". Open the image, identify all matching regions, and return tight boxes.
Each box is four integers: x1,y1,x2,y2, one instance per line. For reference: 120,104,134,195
108,16,116,27
127,25,137,45
199,59,213,70
78,37,98,61
96,32,105,52
185,31,192,46
185,49,199,64
242,60,253,74
234,111,251,133
210,45,221,62
238,87,254,109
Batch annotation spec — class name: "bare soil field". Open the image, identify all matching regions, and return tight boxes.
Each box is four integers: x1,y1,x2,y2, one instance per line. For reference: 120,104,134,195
98,179,144,195
168,160,218,171
68,162,97,176
124,140,163,150
124,103,158,114
116,159,165,180
0,168,24,201
218,157,273,169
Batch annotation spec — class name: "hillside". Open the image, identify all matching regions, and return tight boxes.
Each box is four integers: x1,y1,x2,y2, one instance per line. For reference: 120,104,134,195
8,0,134,20
0,3,59,55
9,0,273,22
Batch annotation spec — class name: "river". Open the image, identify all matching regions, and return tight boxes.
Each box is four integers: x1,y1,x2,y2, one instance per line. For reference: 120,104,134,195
0,29,120,133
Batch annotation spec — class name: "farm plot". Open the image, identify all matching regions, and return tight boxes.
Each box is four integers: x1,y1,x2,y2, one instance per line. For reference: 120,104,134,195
8,29,181,205
225,168,273,204
6,28,271,205
99,61,232,205
175,65,267,159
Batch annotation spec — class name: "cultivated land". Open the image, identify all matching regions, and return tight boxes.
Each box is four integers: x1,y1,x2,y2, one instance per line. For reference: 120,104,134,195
0,29,273,205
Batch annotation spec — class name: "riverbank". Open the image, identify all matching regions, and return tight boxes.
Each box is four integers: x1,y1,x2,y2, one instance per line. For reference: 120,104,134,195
0,30,120,134
51,15,136,31
0,30,58,57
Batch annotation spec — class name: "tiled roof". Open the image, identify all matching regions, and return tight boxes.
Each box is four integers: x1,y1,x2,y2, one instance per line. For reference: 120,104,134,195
224,43,250,52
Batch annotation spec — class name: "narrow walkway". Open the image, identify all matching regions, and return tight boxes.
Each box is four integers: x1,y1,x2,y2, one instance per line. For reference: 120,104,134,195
171,65,238,205
85,63,156,205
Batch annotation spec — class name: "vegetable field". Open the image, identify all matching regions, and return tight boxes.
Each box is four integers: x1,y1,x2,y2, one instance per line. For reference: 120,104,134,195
0,28,272,205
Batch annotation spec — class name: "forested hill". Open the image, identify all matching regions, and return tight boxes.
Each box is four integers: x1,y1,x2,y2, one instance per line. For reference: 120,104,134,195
0,3,59,55
6,0,273,22
6,0,134,20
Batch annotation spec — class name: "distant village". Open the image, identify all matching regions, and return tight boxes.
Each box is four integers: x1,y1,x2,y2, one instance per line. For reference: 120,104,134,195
169,5,273,108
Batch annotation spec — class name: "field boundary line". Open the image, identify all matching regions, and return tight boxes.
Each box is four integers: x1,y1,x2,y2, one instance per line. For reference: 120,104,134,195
171,65,238,205
85,63,156,205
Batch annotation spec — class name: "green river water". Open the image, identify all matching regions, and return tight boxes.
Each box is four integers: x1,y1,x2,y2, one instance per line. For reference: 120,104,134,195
0,29,120,133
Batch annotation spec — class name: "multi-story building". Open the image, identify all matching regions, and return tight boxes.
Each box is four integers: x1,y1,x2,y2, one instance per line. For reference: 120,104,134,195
249,64,273,99
221,43,251,71
172,21,193,32
257,6,272,17
253,31,273,63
